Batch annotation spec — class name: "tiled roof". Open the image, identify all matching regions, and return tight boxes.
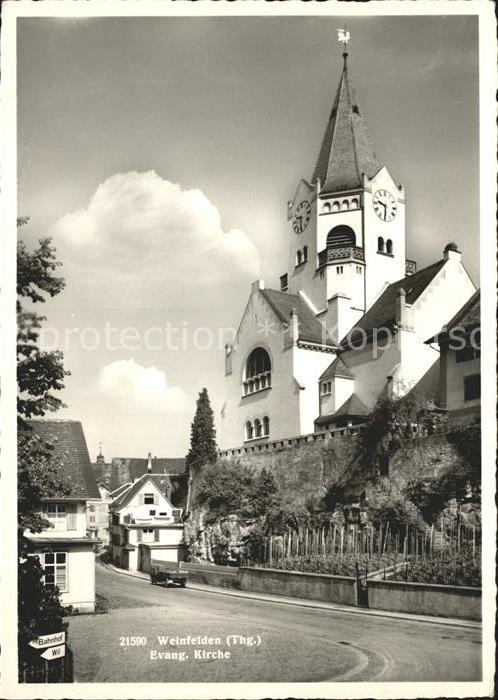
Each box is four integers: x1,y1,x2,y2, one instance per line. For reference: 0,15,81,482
261,289,335,347
109,482,132,499
112,457,186,482
425,290,480,344
315,393,370,425
320,355,354,381
342,260,446,344
26,420,100,500
312,54,379,194
110,474,176,511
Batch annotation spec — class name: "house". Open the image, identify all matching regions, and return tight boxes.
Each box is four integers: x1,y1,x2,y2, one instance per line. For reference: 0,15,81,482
425,290,480,416
109,454,184,573
24,420,100,613
86,480,111,546
219,46,476,449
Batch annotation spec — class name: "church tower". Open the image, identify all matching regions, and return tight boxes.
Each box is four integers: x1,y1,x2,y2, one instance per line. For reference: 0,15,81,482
284,39,406,342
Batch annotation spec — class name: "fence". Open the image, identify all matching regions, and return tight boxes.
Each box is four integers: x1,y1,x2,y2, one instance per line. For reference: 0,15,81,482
19,647,73,683
244,518,481,587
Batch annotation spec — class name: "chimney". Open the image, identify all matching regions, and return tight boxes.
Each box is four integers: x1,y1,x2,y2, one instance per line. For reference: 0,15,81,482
443,242,461,262
290,307,299,343
147,452,152,473
251,279,265,294
396,288,406,328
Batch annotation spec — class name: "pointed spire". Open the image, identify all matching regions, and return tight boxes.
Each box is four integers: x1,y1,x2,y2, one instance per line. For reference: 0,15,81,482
312,47,379,194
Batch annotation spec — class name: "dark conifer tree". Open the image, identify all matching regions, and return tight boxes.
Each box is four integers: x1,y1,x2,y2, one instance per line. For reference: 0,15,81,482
185,387,217,471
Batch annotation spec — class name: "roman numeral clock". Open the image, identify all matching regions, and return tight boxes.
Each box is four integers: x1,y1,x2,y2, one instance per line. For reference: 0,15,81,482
372,189,397,222
292,200,312,234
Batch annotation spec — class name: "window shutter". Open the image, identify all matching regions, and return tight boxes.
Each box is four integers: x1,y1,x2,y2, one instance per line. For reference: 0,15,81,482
139,494,144,506
67,504,77,530
137,529,142,543
154,529,159,542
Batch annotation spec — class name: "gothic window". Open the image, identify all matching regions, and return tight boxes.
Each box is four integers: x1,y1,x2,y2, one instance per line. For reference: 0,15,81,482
244,347,271,396
263,416,270,436
386,239,393,254
254,418,262,438
246,421,254,440
327,225,356,248
377,236,385,252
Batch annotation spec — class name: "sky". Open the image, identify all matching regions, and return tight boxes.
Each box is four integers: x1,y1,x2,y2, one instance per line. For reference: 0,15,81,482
17,13,479,460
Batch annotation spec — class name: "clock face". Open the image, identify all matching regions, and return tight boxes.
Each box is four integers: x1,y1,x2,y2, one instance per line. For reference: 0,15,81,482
372,189,397,222
292,200,311,234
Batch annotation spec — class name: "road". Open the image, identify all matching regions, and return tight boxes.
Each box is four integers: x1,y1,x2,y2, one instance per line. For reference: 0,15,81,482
66,562,481,683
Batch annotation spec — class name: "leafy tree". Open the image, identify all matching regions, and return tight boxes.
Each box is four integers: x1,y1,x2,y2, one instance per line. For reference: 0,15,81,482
17,220,71,663
195,460,254,518
185,387,217,471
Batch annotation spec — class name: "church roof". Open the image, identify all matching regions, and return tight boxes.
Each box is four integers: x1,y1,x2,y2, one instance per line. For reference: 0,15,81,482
312,53,379,194
342,259,446,345
315,393,370,425
320,355,354,381
25,419,100,500
261,288,335,347
425,289,480,345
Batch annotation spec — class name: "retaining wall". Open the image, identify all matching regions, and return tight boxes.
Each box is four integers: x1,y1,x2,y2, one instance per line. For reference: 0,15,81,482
367,578,481,621
239,566,357,606
180,562,240,590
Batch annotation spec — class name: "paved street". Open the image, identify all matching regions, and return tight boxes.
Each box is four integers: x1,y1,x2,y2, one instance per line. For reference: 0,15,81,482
66,563,481,683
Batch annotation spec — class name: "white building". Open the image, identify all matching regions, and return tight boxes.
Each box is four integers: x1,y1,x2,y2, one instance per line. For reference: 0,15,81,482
86,480,110,546
425,290,480,416
110,456,184,573
25,420,100,613
219,48,476,449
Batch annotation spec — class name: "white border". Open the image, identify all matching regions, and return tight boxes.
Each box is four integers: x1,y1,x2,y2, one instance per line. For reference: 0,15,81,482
1,1,496,698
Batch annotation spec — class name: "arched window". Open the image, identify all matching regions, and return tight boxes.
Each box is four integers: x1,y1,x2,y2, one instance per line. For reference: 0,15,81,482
332,201,340,213
326,225,356,248
386,239,393,254
377,236,385,252
244,347,271,395
296,250,302,266
323,202,331,213
341,200,350,211
263,416,270,436
254,418,262,438
351,198,359,209
246,421,253,441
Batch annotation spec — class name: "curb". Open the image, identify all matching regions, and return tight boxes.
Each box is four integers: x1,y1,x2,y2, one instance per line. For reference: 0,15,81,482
98,561,480,630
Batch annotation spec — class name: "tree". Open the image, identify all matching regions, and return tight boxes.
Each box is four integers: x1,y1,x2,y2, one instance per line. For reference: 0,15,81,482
17,220,71,663
185,387,217,471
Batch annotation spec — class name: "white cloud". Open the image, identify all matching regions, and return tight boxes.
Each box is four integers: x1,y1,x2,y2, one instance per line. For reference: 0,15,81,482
98,359,189,412
52,170,260,308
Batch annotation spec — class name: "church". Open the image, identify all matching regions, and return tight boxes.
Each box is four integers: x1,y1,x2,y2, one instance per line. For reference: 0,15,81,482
219,39,476,450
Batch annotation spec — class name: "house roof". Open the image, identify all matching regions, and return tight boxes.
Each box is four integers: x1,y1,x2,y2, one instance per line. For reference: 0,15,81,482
315,393,370,425
341,259,446,345
109,482,132,499
110,474,175,512
312,53,379,194
425,289,480,344
26,420,100,500
320,355,354,381
111,457,186,482
261,289,335,347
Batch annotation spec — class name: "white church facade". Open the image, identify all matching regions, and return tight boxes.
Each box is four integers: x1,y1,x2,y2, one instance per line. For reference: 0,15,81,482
219,46,476,450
